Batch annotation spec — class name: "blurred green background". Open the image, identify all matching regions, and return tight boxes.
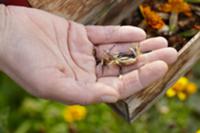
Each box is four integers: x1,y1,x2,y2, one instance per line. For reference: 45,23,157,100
0,62,200,133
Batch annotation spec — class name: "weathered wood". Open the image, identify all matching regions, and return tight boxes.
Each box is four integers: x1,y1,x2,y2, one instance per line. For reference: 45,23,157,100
27,0,144,25
28,0,200,122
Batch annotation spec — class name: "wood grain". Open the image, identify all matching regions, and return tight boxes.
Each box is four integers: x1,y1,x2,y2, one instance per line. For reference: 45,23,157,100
27,0,144,25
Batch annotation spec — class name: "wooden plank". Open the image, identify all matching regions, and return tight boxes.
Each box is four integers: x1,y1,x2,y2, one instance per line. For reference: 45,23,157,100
27,0,144,25
28,0,114,24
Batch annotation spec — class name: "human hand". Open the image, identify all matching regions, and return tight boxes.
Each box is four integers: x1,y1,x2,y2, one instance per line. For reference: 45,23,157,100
0,5,178,104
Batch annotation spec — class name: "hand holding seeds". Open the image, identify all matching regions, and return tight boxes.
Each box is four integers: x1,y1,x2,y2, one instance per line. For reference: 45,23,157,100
0,5,178,104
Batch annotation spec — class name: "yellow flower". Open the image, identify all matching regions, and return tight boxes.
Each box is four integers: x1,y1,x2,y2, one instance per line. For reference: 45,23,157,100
196,129,200,133
166,76,198,101
172,77,189,92
140,5,165,30
63,105,87,123
166,88,176,97
186,82,197,94
177,92,187,101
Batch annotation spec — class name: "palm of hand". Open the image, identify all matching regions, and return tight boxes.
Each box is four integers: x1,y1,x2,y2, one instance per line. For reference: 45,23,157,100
0,6,177,104
2,7,103,104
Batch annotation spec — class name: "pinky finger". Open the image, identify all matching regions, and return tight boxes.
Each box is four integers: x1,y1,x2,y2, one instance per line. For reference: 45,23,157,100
99,61,168,99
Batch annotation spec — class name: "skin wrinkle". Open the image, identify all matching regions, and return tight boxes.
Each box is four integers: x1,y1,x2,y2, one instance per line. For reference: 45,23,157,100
117,27,126,43
27,14,54,43
27,12,74,67
51,21,75,76
67,22,97,83
65,22,94,81
68,22,94,74
26,14,62,60
66,22,80,80
22,16,65,72
85,26,93,44
73,51,95,73
83,26,96,75
117,77,125,98
25,17,71,76
60,21,78,80
137,69,145,90
119,70,143,99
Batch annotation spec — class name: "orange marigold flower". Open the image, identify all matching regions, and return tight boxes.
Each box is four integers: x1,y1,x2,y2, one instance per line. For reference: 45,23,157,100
158,0,192,17
172,77,188,92
140,5,165,30
186,82,198,95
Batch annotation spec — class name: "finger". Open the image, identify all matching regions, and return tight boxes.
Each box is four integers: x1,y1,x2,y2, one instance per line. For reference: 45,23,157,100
98,61,168,99
95,37,168,60
140,37,168,52
86,25,146,44
121,47,178,73
96,48,177,77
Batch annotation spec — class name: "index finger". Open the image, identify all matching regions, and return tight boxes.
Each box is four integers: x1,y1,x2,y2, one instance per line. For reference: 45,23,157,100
86,25,146,44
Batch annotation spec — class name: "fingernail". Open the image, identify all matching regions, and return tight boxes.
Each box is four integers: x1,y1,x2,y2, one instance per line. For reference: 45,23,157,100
101,95,118,103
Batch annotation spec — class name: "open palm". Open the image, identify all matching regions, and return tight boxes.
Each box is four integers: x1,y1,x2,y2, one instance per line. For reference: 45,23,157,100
0,5,177,104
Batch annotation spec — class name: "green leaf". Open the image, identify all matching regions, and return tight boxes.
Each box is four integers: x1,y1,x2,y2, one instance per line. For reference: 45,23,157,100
179,29,198,37
15,121,31,133
185,0,200,3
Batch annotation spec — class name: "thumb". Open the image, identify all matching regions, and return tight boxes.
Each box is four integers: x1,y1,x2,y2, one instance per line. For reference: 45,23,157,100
43,78,119,105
